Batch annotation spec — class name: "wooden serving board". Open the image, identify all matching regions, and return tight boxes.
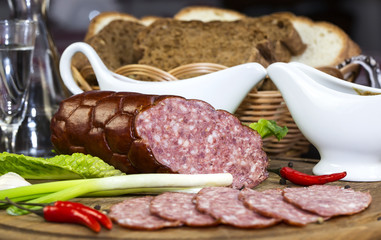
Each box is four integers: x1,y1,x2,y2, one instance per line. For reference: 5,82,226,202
1,157,381,240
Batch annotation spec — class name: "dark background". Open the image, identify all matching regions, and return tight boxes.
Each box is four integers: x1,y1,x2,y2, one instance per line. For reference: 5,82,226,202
0,0,380,57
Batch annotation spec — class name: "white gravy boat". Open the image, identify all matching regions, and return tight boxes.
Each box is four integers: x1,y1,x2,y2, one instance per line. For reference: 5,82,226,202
59,42,267,113
268,62,381,181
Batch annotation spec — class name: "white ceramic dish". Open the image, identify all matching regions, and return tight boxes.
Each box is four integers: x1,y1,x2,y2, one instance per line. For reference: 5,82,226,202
59,42,267,113
268,62,381,181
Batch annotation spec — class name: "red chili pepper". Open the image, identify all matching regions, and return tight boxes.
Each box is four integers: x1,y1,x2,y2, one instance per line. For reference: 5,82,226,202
54,201,112,230
278,167,347,186
43,205,101,232
3,198,106,233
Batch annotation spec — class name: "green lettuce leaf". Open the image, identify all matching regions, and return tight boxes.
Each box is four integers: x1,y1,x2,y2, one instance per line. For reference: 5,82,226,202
249,119,288,141
0,152,125,180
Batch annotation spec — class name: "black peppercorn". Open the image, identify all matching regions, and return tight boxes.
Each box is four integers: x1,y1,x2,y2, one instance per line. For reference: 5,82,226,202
279,178,287,185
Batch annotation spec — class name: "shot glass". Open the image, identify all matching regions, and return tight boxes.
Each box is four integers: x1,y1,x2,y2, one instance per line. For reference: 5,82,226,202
0,19,37,153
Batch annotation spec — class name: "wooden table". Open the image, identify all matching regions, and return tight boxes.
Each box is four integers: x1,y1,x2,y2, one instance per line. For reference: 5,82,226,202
1,157,380,240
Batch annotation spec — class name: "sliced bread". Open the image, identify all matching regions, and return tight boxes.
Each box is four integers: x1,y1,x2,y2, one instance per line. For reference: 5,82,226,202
73,8,361,86
174,7,306,57
278,13,361,67
84,12,140,41
86,20,145,71
72,19,146,85
248,14,306,56
174,7,360,67
134,18,279,71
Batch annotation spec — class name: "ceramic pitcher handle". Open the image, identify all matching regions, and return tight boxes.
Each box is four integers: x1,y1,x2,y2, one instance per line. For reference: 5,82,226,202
59,42,110,95
337,55,381,88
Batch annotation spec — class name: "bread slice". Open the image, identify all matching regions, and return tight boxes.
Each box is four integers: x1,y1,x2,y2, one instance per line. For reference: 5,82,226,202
174,7,305,57
86,20,145,71
174,6,246,22
134,19,272,71
73,12,156,85
84,12,140,41
278,13,361,67
246,14,306,56
72,19,146,85
175,8,360,67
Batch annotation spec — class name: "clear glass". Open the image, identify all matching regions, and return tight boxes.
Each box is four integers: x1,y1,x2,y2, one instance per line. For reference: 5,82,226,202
8,0,69,157
0,19,37,153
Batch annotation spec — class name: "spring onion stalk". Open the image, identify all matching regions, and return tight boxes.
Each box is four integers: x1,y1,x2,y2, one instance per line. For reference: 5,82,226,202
84,187,203,197
0,194,47,209
4,173,232,215
0,193,48,207
5,187,203,215
0,178,92,200
1,187,202,204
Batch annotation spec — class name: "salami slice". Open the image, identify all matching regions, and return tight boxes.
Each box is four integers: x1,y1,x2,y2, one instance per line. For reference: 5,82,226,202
194,187,280,228
239,188,323,226
150,192,218,227
108,196,182,230
283,185,372,217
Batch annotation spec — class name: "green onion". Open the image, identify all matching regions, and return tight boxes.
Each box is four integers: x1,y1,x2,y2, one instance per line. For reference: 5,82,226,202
0,178,88,200
1,173,233,215
84,187,203,197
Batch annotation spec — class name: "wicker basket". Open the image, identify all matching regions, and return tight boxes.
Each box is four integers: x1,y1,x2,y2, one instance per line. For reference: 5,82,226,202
72,62,311,157
235,90,310,157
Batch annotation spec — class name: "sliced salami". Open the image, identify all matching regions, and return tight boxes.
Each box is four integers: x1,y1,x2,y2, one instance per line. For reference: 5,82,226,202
108,196,182,230
134,97,268,189
51,91,269,190
194,187,280,228
283,185,372,217
239,188,323,226
150,192,218,227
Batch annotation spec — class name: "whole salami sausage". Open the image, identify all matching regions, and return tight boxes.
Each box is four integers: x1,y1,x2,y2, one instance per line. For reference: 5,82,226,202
51,91,268,189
